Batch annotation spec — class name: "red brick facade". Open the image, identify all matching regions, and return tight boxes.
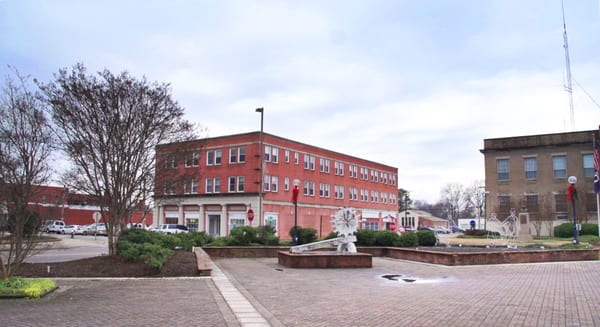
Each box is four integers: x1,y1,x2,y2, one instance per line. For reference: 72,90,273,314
154,132,399,240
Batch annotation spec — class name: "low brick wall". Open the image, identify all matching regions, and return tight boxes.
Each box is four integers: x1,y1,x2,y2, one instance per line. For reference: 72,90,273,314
278,251,372,268
382,247,600,266
200,246,600,266
193,247,213,276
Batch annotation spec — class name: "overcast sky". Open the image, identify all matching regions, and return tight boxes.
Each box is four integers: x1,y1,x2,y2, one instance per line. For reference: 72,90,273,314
1,0,599,203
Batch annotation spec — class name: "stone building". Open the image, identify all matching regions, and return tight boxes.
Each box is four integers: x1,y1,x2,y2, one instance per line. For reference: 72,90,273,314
480,129,599,236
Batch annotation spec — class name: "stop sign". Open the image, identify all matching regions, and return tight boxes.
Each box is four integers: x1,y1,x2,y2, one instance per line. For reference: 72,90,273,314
247,209,254,222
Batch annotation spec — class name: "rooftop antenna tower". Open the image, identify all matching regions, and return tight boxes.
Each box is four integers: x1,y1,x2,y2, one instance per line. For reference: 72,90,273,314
562,0,575,130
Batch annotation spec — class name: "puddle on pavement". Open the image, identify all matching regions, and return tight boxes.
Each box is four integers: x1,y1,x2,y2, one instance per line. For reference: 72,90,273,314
381,274,451,284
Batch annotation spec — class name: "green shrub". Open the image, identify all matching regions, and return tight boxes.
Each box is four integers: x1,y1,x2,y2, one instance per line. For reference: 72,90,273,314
464,229,487,237
554,223,574,238
117,240,142,261
140,243,173,269
256,225,278,245
375,230,400,246
158,234,182,249
289,226,317,245
210,236,237,246
416,230,437,246
581,223,599,236
230,226,258,245
119,229,159,244
397,232,418,247
176,231,214,250
356,229,377,246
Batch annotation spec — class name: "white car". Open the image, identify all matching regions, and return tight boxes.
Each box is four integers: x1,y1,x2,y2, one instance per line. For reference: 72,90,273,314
156,224,189,234
62,224,85,235
83,223,107,236
44,220,66,233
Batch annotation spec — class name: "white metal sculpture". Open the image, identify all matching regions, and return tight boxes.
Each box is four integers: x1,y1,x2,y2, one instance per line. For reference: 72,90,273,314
331,208,358,253
486,210,520,248
289,207,358,254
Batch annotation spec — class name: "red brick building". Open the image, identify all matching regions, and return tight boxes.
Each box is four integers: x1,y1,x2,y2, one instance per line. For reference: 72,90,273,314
154,132,399,240
0,185,152,228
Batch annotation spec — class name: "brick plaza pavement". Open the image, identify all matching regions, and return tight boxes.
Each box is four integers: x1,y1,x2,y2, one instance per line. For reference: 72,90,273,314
2,258,600,326
216,258,600,327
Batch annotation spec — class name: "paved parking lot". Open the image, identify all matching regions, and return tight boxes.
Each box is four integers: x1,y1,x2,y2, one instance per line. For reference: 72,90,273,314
2,255,600,326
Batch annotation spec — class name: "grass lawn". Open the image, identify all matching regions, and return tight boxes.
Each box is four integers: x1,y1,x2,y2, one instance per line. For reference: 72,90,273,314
0,277,57,299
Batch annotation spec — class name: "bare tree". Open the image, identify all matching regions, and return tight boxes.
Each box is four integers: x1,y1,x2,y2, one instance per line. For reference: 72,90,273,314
38,63,196,255
440,182,467,226
465,180,486,225
0,69,54,279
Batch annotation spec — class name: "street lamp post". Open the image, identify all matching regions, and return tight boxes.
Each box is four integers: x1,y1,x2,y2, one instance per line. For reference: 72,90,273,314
292,179,300,245
255,107,264,226
568,176,579,244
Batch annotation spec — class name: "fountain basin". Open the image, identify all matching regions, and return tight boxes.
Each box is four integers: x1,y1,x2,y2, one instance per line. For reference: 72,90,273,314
278,250,372,268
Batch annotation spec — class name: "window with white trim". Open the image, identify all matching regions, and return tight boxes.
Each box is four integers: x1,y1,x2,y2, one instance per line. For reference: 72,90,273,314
185,152,199,167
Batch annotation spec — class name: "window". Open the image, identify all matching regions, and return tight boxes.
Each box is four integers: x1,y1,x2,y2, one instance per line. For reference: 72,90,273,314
165,154,177,169
164,181,176,195
207,151,213,165
498,195,510,214
214,178,221,193
238,147,245,162
185,179,198,194
524,157,537,180
294,152,299,165
303,180,315,196
553,155,567,179
381,172,388,184
229,176,236,192
583,153,595,178
185,152,199,167
205,178,220,193
215,150,222,165
371,170,378,182
319,158,330,173
285,150,290,163
237,176,244,192
390,174,397,185
360,167,368,180
303,154,315,170
271,176,278,192
371,191,378,202
555,193,567,213
319,183,330,197
264,145,271,162
334,185,345,199
284,177,290,191
349,165,357,178
348,187,357,200
264,175,271,192
230,218,245,229
271,147,278,163
362,221,378,230
229,148,237,163
205,178,213,193
497,159,509,181
526,194,538,212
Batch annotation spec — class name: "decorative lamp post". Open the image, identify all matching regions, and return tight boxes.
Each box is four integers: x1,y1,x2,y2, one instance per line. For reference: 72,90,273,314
292,179,300,245
568,176,579,244
255,107,264,226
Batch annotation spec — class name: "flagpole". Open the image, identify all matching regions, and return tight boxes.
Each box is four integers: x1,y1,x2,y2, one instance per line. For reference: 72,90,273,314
595,132,600,237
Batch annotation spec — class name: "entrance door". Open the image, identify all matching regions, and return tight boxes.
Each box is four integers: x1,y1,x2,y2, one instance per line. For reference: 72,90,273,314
208,214,221,236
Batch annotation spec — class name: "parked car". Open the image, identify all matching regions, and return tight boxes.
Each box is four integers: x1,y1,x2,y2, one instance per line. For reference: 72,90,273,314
156,224,188,234
433,226,451,234
62,225,81,235
418,226,434,232
83,223,107,236
451,225,465,233
44,220,66,233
